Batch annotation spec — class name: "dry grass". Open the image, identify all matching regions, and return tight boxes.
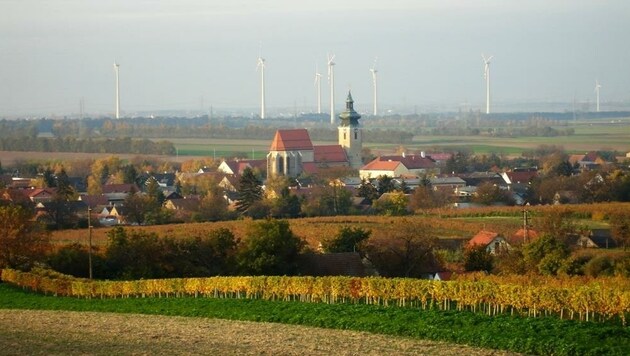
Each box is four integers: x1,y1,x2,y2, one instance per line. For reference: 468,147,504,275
0,309,517,355
51,216,483,249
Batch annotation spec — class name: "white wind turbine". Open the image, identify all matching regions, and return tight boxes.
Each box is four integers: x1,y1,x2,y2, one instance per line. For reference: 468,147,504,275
256,54,266,119
328,54,336,124
370,57,378,116
482,54,493,114
113,62,120,119
595,80,602,112
314,64,322,114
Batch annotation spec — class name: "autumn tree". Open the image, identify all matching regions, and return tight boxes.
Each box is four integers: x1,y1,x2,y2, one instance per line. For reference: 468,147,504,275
301,184,352,217
0,205,50,269
472,182,514,206
610,211,630,250
409,186,452,212
363,219,439,277
197,186,231,222
372,190,409,216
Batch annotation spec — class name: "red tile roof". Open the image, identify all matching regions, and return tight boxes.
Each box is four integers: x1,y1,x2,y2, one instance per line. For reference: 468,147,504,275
269,129,313,151
28,188,56,198
245,159,267,170
302,162,319,174
314,145,348,163
79,195,109,208
510,229,539,244
379,155,436,169
582,151,601,162
427,153,453,161
361,158,402,171
467,230,499,248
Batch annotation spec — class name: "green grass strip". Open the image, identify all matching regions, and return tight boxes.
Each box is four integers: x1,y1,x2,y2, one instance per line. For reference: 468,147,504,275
0,284,628,355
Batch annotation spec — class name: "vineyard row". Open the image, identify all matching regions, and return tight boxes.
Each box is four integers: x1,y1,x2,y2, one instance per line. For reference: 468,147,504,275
2,268,628,326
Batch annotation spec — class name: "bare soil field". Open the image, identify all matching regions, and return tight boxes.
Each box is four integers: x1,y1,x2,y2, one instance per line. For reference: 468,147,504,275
0,309,517,355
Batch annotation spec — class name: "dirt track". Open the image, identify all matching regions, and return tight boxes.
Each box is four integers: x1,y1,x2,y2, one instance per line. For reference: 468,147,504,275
0,309,517,355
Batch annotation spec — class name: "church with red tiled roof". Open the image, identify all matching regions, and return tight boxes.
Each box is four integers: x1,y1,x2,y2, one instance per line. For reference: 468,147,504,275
266,92,362,178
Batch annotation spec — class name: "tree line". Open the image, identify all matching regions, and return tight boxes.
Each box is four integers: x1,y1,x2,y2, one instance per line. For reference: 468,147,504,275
0,136,175,155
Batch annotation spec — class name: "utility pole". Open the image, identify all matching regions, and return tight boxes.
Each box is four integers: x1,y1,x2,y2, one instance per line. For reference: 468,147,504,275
523,205,530,243
87,206,93,279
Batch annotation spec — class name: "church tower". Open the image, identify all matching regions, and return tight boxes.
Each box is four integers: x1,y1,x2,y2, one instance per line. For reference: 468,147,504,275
338,91,363,169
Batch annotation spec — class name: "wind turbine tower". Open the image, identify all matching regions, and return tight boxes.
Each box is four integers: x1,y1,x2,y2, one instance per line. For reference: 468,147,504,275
328,54,336,124
257,55,266,119
113,62,120,119
482,54,493,114
370,57,378,116
314,64,322,114
595,80,602,112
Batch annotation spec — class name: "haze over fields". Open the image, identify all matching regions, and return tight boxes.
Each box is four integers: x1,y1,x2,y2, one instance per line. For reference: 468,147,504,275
1,0,629,116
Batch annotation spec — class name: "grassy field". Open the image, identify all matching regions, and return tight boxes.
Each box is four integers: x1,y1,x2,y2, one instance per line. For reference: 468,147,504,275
0,284,628,355
162,119,630,158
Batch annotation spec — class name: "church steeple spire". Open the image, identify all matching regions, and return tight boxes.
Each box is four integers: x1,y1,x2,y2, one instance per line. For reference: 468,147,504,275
339,91,361,127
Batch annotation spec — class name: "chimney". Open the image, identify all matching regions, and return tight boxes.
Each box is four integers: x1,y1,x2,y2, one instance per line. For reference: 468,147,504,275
420,151,426,158
402,151,406,158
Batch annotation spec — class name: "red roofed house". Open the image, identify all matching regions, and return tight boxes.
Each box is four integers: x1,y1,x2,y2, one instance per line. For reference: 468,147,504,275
218,159,266,176
359,154,438,179
28,188,56,203
467,230,510,254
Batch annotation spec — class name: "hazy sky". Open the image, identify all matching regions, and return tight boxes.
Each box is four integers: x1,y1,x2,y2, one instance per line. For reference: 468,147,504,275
1,0,629,116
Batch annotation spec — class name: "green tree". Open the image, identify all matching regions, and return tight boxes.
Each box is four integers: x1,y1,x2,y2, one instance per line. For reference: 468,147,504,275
122,164,138,184
105,227,166,279
0,205,50,269
271,187,301,218
146,177,165,205
42,168,56,188
376,175,395,195
523,234,569,275
321,226,371,253
463,244,494,272
235,167,263,215
46,168,78,229
356,177,378,204
237,219,304,275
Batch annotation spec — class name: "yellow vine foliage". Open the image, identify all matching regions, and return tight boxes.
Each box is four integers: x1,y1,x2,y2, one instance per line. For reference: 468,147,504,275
2,268,628,325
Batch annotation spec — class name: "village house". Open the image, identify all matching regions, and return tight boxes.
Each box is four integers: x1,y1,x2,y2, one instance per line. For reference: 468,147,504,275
359,154,438,180
467,230,510,254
